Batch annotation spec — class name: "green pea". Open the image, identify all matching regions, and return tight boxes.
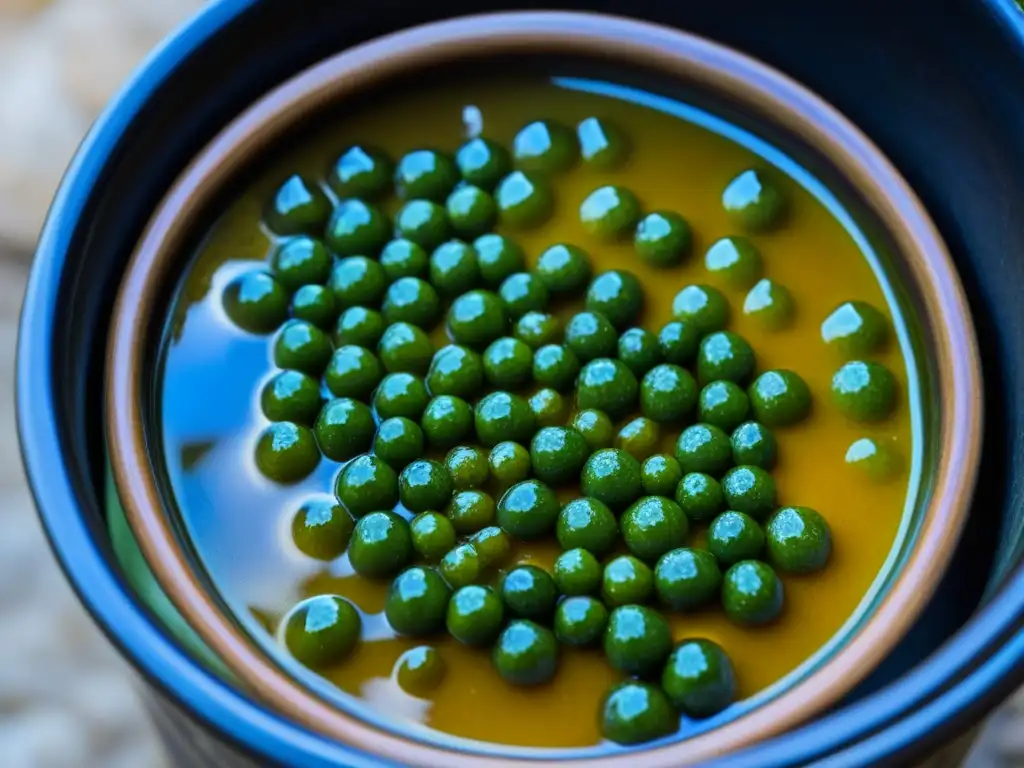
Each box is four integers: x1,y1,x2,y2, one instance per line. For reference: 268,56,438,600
513,119,578,173
291,498,354,561
730,421,778,469
456,137,512,190
410,512,457,563
845,437,902,482
722,560,784,626
532,344,580,392
675,424,733,476
658,320,700,366
572,409,615,452
585,270,643,329
641,364,698,425
274,320,333,376
446,184,497,237
445,445,490,490
615,416,662,461
315,398,375,461
446,290,507,348
264,175,331,237
555,595,609,647
334,306,385,349
697,331,756,385
395,149,459,201
499,272,549,319
617,327,662,377
394,646,446,695
672,284,729,334
327,145,393,200
496,479,560,540
430,240,480,297
722,466,777,519
334,453,399,518
699,380,751,431
577,116,628,169
380,238,429,281
662,639,736,717
831,360,898,422
556,497,618,556
223,272,289,334
822,300,889,358
654,548,722,611
488,441,532,491
439,543,483,588
603,604,673,676
581,448,643,512
765,506,832,574
348,511,413,578
554,548,603,596
529,426,589,486
722,168,786,232
749,369,812,426
530,385,568,428
470,526,513,568
708,511,766,565
372,372,430,421
378,322,434,374
373,417,424,469
536,243,593,295
705,236,763,290
447,585,504,646
421,395,474,449
381,277,441,329
394,199,450,250
384,566,451,636
475,391,536,447
576,358,639,421
580,185,642,240
483,337,533,388
602,555,655,606
271,236,332,291
514,311,561,349
564,311,617,362
501,564,558,620
426,344,484,399
744,278,795,330
329,256,388,309
324,345,384,399
446,490,496,535
255,422,320,483
495,170,554,229
674,472,725,522
473,233,525,287
622,496,690,562
635,211,691,267
282,595,360,668
290,284,336,329
399,459,453,513
325,199,390,256
492,620,559,686
261,370,321,425
601,681,676,746
641,455,684,498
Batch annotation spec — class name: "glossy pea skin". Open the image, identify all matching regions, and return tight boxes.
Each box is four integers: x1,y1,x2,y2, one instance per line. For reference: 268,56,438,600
581,448,643,512
495,170,554,229
492,620,559,686
641,364,698,425
532,344,580,392
845,437,903,483
572,409,615,452
325,200,390,257
765,506,832,574
635,210,691,267
471,526,513,568
602,555,655,607
585,270,643,329
348,511,413,578
447,585,504,646
394,646,446,695
429,240,480,298
223,272,289,334
699,380,751,432
672,284,729,335
721,466,777,520
255,422,320,483
621,496,690,563
271,236,332,291
744,278,795,331
704,236,763,290
749,369,812,426
384,566,451,636
498,272,549,320
662,639,737,717
488,442,532,491
439,543,483,589
290,284,336,330
265,175,331,237
529,388,568,428
580,185,642,240
314,398,375,461
380,239,429,282
378,322,434,375
399,459,453,514
512,119,578,173
707,511,766,565
730,421,778,469
501,564,559,620
329,256,388,309
615,417,662,462
601,681,677,746
554,548,603,596
324,345,384,400
514,311,561,350
274,320,333,376
394,199,450,250
445,445,490,490
603,604,673,676
381,277,441,329
394,149,459,201
291,498,354,561
822,300,889,358
446,490,496,535
722,560,784,626
446,290,508,348
496,479,560,540
530,426,590,486
483,337,533,388
655,548,722,611
722,168,786,232
373,417,424,469
831,360,898,422
641,455,684,498
475,391,536,447
555,595,609,647
535,243,593,295
456,137,512,190
334,306,385,349
618,327,662,377
334,453,399,518
697,331,756,385
446,184,497,237
675,424,733,476
372,372,430,421
576,358,639,421
409,512,457,563
577,116,628,169
421,395,474,449
564,311,618,362
675,472,726,522
426,344,484,399
328,145,393,200
261,370,321,425
658,320,701,366
556,497,618,556
474,233,526,287
283,595,361,668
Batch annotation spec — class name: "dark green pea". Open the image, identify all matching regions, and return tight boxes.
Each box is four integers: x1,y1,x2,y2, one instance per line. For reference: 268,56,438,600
580,185,641,240
674,472,725,522
654,548,722,611
447,290,507,348
501,564,558,620
672,284,729,334
255,422,319,483
622,496,689,562
271,236,332,290
348,511,413,578
410,512,457,563
446,185,497,237
394,646,446,695
429,240,479,297
722,560,784,625
264,175,330,237
324,345,383,399
496,479,560,539
766,506,832,574
555,595,609,647
385,566,451,636
831,360,898,422
536,243,592,295
705,236,763,290
564,311,617,362
473,233,525,287
722,466,777,519
699,380,751,431
822,301,889,358
640,364,698,425
372,372,430,421
261,370,321,425
447,585,504,646
394,199,450,250
615,417,662,461
744,278,795,330
557,497,617,556
675,424,733,475
585,270,643,330
581,448,643,512
658,320,700,366
483,337,533,388
604,604,672,676
446,490,496,534
730,421,778,470
470,526,513,568
601,681,676,746
602,555,655,606
576,358,639,421
532,345,579,392
514,311,561,349
315,398,375,461
283,595,360,668
662,639,736,717
723,168,786,232
488,441,532,491
697,331,756,385
445,445,490,490
291,498,354,560
498,272,549,319
554,548,602,596
381,277,441,328
373,417,424,469
291,284,336,329
421,395,474,449
641,455,683,498
572,409,615,452
749,369,812,426
399,459,453,513
529,388,569,428
380,238,429,281
439,543,482,588
274,320,333,376
495,170,554,229
223,272,289,334
618,328,662,377
378,322,434,374
577,116,628,169
456,137,512,190
635,211,692,267
513,119,577,173
845,437,903,482
325,200,390,257
334,306,385,348
327,145,393,200
329,256,387,309
529,426,589,486
426,344,484,399
334,453,399,518
492,620,559,686
395,149,459,201
708,511,765,565
474,391,536,447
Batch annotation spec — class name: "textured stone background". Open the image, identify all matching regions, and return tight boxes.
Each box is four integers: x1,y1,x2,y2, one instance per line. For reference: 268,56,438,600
0,1,1020,766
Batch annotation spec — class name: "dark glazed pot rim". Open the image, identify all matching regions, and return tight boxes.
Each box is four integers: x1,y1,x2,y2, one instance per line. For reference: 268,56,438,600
104,10,980,766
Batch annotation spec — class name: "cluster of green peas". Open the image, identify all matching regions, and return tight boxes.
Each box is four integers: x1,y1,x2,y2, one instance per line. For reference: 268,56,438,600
220,116,901,747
